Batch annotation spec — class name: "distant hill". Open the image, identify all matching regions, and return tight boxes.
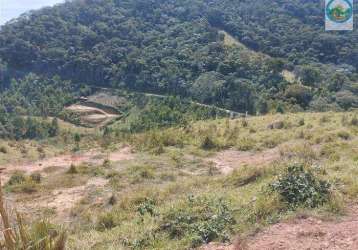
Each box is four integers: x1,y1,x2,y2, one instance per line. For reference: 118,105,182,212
0,0,357,114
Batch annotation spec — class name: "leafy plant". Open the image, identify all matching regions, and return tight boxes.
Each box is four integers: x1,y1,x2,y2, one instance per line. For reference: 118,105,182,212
271,164,331,208
7,172,26,186
161,196,235,247
137,198,157,217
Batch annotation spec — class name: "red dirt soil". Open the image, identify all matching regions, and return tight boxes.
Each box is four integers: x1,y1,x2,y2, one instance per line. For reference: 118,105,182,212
201,208,358,250
1,146,133,182
208,148,280,174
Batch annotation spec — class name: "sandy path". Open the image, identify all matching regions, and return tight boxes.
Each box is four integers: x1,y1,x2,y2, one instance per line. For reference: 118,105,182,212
208,148,280,174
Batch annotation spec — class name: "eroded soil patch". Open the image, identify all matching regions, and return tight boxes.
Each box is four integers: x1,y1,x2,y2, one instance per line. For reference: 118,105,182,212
208,148,280,174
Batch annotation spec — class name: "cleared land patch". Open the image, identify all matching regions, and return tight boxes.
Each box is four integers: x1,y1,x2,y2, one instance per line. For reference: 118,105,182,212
65,103,119,127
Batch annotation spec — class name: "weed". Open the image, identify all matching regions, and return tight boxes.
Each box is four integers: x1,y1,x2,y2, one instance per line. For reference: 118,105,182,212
200,135,218,150
319,115,330,124
30,173,42,183
298,118,305,127
0,146,8,154
236,137,255,151
108,194,117,206
96,212,117,231
7,172,26,186
102,159,111,168
161,196,235,247
271,163,331,208
350,115,358,126
137,198,157,217
225,167,262,187
267,121,284,130
0,179,66,249
279,143,317,162
337,131,351,140
241,119,248,127
67,164,78,174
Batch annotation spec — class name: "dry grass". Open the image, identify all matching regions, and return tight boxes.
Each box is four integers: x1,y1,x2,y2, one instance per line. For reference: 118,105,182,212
2,111,357,249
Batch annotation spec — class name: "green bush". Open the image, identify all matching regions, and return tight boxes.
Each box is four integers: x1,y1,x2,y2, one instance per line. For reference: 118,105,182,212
271,164,330,208
7,172,26,186
137,198,157,217
161,196,235,247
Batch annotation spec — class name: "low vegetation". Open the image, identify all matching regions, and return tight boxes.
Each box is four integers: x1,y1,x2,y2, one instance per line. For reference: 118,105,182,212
0,111,356,249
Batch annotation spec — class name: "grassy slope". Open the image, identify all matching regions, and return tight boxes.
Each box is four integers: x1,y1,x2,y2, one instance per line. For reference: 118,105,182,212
1,112,358,249
1,111,357,249
0,119,96,165
60,111,357,249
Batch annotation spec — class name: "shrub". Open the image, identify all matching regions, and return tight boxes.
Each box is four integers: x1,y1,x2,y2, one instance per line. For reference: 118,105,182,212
151,144,164,155
351,115,358,126
139,168,155,179
161,196,235,247
7,172,26,186
337,131,351,140
10,180,38,194
298,118,305,127
319,115,330,124
30,173,42,183
320,144,340,161
96,212,117,231
271,164,331,208
27,220,66,250
67,164,78,174
241,119,248,128
236,137,255,151
0,146,8,154
102,159,111,168
108,194,117,206
267,121,284,130
137,198,157,217
200,136,218,150
341,115,349,126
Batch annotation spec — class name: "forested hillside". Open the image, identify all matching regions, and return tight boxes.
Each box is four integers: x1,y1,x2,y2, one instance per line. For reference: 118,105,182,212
0,0,357,119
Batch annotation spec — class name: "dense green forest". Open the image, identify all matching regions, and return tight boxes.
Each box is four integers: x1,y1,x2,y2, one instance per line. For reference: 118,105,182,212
0,0,357,135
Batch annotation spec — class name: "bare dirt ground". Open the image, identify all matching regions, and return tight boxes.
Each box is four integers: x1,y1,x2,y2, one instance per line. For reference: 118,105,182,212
21,177,109,221
208,148,280,174
65,104,119,127
245,214,358,250
1,146,134,181
201,207,358,250
2,147,134,221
